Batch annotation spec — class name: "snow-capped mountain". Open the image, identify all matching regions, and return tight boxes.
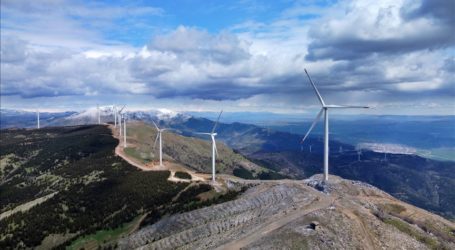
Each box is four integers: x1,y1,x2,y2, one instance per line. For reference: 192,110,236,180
68,106,115,120
0,109,76,129
0,107,191,128
125,109,191,124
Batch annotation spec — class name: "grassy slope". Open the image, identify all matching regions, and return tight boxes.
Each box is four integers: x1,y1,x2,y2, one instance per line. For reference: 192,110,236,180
125,121,282,178
67,214,145,250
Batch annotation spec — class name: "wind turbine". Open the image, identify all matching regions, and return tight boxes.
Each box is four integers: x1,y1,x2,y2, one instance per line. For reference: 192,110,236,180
301,69,369,182
37,110,40,129
152,121,174,166
97,104,101,124
118,105,125,137
196,110,223,183
383,146,387,162
113,105,117,127
122,112,127,148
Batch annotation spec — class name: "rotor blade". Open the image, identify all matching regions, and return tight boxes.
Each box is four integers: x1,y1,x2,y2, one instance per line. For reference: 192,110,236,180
212,136,218,156
304,69,325,106
153,133,159,150
301,108,324,144
152,121,160,130
195,132,212,135
211,110,223,133
119,105,126,113
325,105,369,109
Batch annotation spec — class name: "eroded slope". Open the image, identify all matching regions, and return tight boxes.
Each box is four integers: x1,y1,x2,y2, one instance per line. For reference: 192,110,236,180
121,175,455,250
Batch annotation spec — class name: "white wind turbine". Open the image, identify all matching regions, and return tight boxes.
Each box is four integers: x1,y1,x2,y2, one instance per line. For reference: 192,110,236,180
152,121,174,166
117,105,125,137
97,104,101,124
196,110,223,183
117,105,125,142
357,148,362,162
113,105,117,127
123,113,127,148
301,69,369,182
36,110,40,129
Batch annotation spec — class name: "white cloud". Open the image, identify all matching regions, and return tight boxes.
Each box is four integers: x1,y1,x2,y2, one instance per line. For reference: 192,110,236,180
0,0,454,114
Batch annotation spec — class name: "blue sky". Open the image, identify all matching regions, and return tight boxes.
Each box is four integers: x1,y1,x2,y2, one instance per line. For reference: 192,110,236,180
1,0,454,115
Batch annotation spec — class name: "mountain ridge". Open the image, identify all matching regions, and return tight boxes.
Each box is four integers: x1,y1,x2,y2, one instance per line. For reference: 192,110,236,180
120,174,455,249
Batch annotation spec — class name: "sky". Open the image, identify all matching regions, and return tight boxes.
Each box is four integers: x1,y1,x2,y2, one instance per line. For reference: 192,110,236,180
1,0,454,115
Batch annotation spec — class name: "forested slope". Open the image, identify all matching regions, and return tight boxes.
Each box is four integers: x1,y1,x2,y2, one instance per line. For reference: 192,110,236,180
0,125,235,249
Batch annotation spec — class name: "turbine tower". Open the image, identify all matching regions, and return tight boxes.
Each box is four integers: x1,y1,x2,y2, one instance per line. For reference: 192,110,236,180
383,147,387,162
123,113,127,148
37,110,40,129
97,104,101,124
118,105,125,137
301,69,369,182
113,105,117,127
152,121,174,166
196,110,223,183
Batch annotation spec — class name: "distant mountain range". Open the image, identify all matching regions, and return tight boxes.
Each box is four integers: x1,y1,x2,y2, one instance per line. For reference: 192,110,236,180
0,108,190,128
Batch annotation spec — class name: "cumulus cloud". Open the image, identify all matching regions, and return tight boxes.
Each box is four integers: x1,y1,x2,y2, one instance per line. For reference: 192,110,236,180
0,0,454,114
149,26,251,64
305,0,455,61
401,0,455,25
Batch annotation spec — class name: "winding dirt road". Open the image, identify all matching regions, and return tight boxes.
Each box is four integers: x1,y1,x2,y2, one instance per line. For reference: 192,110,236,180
110,125,207,183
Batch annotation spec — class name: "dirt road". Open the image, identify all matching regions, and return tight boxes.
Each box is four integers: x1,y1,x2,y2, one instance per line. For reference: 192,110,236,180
110,125,208,183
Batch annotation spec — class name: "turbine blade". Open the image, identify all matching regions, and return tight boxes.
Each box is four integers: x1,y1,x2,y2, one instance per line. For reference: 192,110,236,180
304,69,325,106
301,108,324,144
211,110,223,133
152,121,160,130
153,133,159,150
212,136,218,156
195,132,212,135
325,105,369,109
119,105,126,113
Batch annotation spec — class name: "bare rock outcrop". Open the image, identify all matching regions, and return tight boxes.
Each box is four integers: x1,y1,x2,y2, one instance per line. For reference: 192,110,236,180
120,175,455,250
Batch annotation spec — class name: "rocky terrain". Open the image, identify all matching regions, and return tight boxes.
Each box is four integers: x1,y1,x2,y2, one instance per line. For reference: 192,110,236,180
120,175,455,250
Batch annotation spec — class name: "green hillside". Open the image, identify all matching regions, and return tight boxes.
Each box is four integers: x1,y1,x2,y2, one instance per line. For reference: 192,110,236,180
124,121,285,179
